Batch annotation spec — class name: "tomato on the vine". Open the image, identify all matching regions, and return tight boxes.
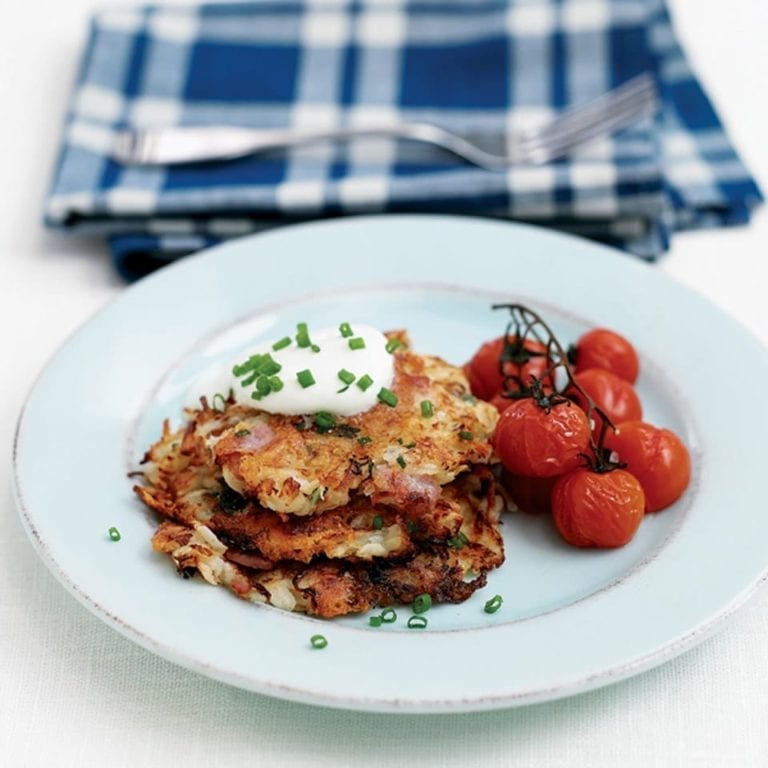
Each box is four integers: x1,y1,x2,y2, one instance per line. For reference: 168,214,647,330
571,328,639,383
464,335,550,401
604,421,691,512
493,397,591,478
551,468,645,547
569,368,642,434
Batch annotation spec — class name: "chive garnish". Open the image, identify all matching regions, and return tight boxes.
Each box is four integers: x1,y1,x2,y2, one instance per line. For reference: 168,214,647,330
385,338,402,354
297,369,315,388
311,344,321,353
310,634,328,649
356,374,374,392
380,608,397,623
108,526,121,542
484,595,503,614
296,322,311,348
372,515,383,530
272,336,291,351
369,615,383,627
339,322,353,338
420,400,433,418
211,393,228,412
458,430,474,441
357,435,372,446
235,428,250,437
259,355,282,376
448,531,469,550
348,337,366,350
255,375,271,396
338,369,356,386
315,411,336,432
412,594,432,614
269,376,284,392
396,455,407,469
377,387,398,407
407,616,428,629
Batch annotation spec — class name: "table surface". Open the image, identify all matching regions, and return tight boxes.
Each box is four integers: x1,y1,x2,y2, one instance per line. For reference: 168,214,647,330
2,1,767,765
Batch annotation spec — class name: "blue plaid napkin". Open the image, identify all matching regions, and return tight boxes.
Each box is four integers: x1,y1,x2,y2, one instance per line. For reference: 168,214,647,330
45,0,762,280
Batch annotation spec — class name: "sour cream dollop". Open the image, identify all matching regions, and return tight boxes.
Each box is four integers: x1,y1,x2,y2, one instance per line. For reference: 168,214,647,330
188,324,395,416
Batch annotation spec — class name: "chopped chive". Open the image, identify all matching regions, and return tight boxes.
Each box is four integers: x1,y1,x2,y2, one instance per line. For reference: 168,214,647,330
412,593,432,614
297,369,315,388
369,615,383,627
396,455,407,469
259,355,282,376
256,375,272,396
484,595,503,614
315,411,336,432
356,374,374,392
420,400,434,418
272,336,292,351
240,371,259,387
108,526,121,542
407,616,428,629
377,387,398,407
308,486,324,504
234,428,250,437
339,322,353,338
372,515,383,530
458,430,474,441
348,337,366,350
296,322,311,348
337,368,356,386
357,435,372,446
311,344,321,353
211,393,228,412
380,608,397,623
448,531,470,550
461,393,478,404
268,376,284,392
310,634,328,649
385,338,402,354
405,442,416,449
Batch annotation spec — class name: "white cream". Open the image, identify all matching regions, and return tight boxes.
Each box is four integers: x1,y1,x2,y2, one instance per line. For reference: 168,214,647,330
187,323,395,416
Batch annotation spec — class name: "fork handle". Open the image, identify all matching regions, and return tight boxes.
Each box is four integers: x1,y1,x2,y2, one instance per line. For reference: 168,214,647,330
112,123,441,165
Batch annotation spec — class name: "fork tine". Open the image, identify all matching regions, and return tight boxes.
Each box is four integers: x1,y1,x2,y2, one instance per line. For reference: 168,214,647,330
524,75,657,145
520,91,659,164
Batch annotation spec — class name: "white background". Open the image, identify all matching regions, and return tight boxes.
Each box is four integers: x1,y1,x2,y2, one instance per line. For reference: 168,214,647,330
2,1,767,765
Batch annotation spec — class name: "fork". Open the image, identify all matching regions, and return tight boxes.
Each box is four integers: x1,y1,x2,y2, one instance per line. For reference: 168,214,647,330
111,73,658,170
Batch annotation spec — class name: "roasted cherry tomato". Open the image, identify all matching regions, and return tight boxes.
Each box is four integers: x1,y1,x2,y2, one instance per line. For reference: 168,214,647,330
500,471,556,515
493,398,591,478
464,336,550,401
569,368,642,435
604,420,691,512
552,468,645,547
572,328,639,383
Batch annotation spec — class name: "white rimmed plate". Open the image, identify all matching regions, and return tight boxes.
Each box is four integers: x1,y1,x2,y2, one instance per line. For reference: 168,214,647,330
13,215,768,713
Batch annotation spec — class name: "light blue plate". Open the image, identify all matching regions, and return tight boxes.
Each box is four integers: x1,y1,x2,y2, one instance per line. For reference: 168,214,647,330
13,216,768,713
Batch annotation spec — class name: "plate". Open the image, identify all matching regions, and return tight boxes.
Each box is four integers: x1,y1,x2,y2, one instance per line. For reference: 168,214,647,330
13,215,768,713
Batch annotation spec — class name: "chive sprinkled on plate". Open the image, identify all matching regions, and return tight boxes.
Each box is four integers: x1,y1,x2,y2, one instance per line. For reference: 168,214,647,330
412,593,432,614
380,608,397,623
369,615,383,627
407,616,428,629
108,526,121,542
310,634,328,649
484,595,503,614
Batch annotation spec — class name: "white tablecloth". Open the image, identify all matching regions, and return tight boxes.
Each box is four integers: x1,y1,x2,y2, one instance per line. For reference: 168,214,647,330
2,1,767,765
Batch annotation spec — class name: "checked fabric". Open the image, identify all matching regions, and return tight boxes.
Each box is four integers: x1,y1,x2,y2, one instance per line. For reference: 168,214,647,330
45,0,762,279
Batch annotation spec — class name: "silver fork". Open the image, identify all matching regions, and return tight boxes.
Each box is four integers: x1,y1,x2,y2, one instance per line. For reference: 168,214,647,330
111,73,658,169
